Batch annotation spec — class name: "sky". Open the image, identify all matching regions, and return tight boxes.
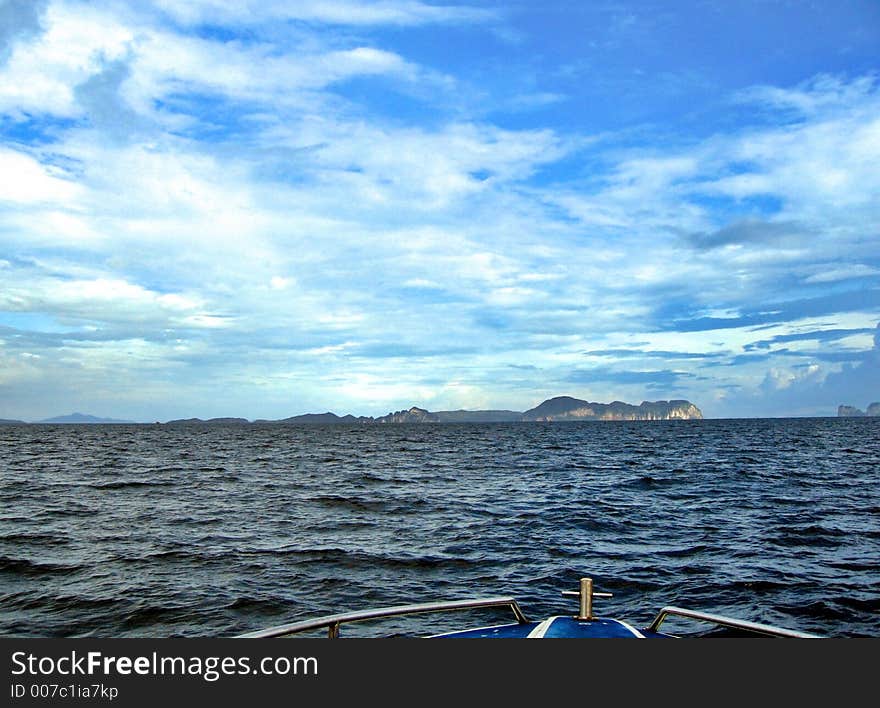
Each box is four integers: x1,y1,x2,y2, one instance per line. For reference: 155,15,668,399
0,0,878,421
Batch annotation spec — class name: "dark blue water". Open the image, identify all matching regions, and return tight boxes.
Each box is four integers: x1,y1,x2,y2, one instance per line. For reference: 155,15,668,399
1,418,878,638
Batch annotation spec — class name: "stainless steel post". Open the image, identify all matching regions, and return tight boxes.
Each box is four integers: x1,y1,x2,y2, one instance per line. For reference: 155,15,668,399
578,577,593,621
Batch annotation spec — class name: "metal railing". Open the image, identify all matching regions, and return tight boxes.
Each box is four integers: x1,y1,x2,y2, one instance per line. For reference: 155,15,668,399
647,606,821,638
237,596,529,638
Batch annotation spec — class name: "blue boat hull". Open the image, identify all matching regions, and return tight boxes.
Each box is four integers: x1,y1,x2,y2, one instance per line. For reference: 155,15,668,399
432,616,664,638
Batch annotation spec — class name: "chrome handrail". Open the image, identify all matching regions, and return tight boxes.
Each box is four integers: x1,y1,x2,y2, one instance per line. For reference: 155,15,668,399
647,605,821,638
237,596,529,638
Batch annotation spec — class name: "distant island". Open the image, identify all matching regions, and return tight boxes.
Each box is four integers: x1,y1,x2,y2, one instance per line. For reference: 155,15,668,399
838,403,880,417
164,417,251,425
4,396,704,426
520,396,702,422
161,396,703,425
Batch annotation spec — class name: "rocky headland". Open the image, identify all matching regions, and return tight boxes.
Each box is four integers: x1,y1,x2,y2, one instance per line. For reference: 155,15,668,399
838,403,880,417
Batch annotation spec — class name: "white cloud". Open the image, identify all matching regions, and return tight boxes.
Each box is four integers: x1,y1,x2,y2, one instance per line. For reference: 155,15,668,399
551,75,880,245
269,276,294,290
760,364,822,393
737,74,880,119
278,121,568,209
0,2,437,127
402,278,441,289
805,265,880,284
546,153,711,237
0,274,216,329
0,148,83,204
719,114,880,216
132,32,419,105
149,0,496,27
506,91,567,112
0,1,134,117
333,372,439,408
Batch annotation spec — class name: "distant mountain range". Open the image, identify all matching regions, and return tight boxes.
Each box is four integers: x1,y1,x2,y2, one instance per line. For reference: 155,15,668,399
3,396,704,426
37,413,136,424
838,403,880,417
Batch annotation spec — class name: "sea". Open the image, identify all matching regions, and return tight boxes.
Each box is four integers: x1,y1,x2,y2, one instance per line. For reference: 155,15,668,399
1,417,878,638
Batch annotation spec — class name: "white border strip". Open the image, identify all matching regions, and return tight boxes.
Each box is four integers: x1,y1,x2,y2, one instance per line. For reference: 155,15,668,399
527,616,560,639
613,618,646,638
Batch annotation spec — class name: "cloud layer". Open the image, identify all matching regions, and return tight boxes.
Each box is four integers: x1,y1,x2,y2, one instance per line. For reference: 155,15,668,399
1,1,878,420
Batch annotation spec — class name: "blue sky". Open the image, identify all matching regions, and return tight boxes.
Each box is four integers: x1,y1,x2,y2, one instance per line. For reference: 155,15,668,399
0,0,878,421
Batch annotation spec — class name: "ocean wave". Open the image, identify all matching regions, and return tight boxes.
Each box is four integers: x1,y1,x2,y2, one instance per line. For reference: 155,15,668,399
0,557,83,576
88,480,177,490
